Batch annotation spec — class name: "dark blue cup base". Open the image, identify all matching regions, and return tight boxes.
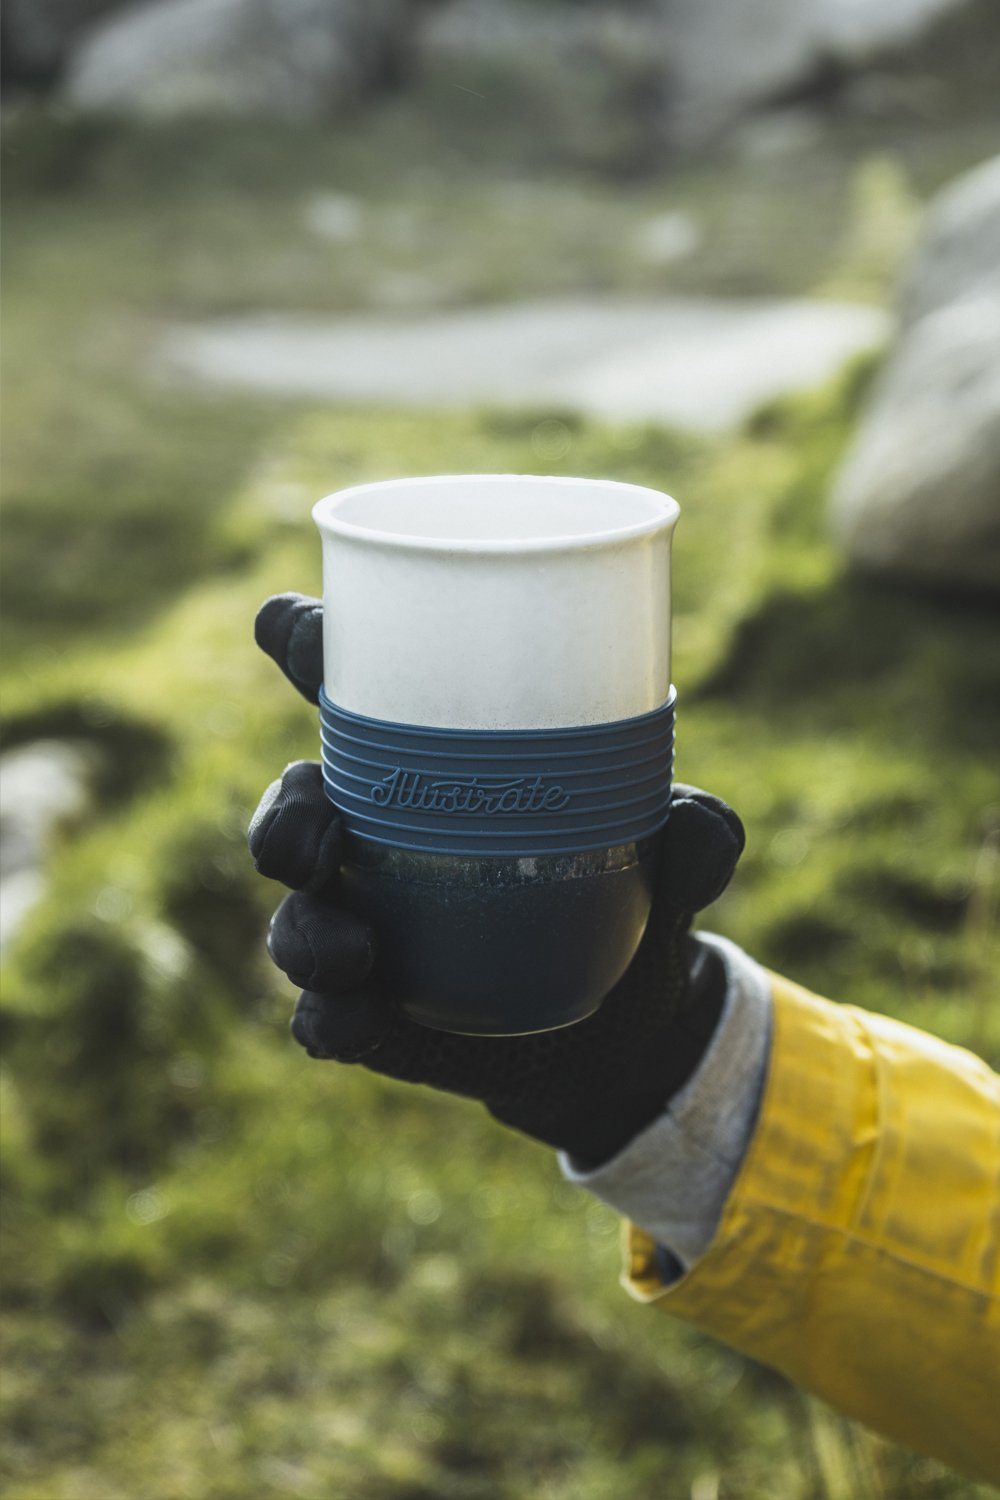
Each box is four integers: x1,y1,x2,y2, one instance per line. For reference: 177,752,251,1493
339,836,659,1035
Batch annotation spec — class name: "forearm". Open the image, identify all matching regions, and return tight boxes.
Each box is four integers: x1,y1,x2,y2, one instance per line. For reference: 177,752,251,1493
564,949,1000,1479
559,934,771,1274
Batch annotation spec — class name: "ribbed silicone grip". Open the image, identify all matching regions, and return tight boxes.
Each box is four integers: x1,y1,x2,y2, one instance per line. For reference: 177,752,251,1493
318,686,676,857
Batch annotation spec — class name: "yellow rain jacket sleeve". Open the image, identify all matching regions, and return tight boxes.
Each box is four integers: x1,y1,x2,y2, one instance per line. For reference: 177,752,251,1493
624,971,1000,1481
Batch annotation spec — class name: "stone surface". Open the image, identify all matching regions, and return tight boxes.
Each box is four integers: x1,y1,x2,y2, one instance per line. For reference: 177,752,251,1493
1,0,127,84
653,0,970,140
832,297,1000,590
0,741,94,950
899,154,1000,326
155,296,887,434
425,0,973,146
64,0,415,120
831,155,1000,592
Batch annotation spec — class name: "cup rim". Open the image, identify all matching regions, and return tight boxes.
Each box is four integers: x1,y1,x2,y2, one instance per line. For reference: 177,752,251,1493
312,473,680,555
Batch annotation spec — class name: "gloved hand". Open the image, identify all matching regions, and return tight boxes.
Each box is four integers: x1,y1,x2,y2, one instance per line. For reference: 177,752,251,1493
250,593,746,1168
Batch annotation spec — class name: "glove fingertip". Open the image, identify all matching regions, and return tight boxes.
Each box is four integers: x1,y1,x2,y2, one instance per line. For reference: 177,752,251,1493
249,762,341,891
291,989,393,1063
657,791,746,914
255,593,324,705
671,784,746,857
247,775,283,867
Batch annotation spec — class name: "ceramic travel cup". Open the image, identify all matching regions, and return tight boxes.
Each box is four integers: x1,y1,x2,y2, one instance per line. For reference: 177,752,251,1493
314,474,679,1035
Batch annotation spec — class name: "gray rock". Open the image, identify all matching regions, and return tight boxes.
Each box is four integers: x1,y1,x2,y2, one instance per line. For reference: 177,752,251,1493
899,155,1000,327
424,0,973,147
64,0,416,121
652,0,971,142
832,157,1000,592
0,741,95,950
1,0,129,85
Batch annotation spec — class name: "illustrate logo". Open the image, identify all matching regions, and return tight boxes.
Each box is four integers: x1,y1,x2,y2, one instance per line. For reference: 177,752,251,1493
370,767,570,816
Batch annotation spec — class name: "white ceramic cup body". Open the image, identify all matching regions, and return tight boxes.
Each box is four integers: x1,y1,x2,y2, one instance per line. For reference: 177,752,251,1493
312,474,679,731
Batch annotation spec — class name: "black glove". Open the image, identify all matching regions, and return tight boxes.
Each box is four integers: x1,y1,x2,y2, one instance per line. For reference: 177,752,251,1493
251,593,745,1168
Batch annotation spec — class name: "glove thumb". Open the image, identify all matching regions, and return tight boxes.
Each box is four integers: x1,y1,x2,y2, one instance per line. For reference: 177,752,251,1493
655,785,745,915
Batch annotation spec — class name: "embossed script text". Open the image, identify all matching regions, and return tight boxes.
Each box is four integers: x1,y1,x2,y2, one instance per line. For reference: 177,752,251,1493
370,768,570,815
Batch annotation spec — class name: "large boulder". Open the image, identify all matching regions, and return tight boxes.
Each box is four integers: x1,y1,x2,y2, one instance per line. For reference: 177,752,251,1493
652,0,972,141
63,0,419,121
899,155,1000,325
1,0,130,85
831,156,1000,593
424,0,975,148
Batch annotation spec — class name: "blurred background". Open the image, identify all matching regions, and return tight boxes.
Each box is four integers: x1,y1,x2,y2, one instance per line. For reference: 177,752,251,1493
2,2,999,1496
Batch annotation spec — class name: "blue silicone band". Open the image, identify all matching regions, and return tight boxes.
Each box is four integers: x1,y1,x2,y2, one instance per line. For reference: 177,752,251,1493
318,686,676,857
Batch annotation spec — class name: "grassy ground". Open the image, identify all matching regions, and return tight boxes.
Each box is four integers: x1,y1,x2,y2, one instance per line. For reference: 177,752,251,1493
2,89,999,1500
